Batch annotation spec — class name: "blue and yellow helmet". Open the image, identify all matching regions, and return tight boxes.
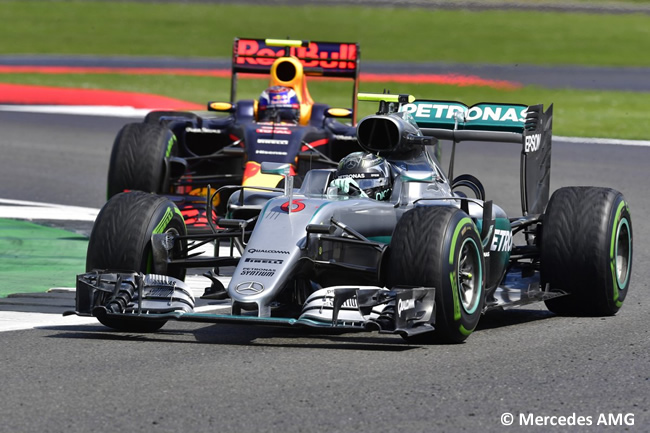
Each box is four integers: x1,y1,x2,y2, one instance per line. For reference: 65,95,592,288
258,86,300,123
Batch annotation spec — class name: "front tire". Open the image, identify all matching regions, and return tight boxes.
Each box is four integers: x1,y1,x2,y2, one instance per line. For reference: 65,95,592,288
388,206,484,343
541,187,632,316
86,191,187,331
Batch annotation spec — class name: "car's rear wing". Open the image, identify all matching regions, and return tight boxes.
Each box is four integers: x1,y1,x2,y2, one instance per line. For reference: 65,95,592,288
232,38,359,78
399,99,553,215
231,38,360,118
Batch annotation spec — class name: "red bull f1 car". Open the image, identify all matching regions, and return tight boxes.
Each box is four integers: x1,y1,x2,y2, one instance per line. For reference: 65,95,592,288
106,37,362,231
70,93,633,344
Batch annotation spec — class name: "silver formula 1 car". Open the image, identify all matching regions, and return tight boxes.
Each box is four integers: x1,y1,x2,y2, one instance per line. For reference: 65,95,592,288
70,93,633,343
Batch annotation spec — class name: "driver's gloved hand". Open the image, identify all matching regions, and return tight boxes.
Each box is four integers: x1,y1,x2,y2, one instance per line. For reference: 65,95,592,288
330,178,368,197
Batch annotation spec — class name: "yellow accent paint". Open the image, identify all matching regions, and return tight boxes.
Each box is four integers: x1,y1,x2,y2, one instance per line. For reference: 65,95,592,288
209,102,233,111
265,39,304,47
189,188,220,207
358,93,415,103
327,108,353,117
243,171,282,188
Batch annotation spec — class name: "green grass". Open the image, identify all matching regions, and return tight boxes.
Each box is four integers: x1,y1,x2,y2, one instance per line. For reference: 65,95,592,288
2,1,650,66
1,1,650,139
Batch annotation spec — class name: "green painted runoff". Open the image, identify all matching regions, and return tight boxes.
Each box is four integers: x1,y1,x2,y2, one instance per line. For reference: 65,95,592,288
0,219,87,297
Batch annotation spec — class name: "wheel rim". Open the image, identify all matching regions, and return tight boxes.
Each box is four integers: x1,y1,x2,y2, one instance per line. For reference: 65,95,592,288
458,238,481,314
615,219,631,289
146,227,183,276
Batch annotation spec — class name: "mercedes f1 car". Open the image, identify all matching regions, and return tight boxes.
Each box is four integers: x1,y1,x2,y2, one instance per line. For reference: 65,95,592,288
106,37,362,230
70,93,633,343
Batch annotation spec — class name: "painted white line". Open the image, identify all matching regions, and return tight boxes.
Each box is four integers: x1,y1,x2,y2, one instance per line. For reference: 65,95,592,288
0,104,151,118
0,197,100,210
554,135,650,147
0,198,100,221
0,312,99,332
0,206,99,221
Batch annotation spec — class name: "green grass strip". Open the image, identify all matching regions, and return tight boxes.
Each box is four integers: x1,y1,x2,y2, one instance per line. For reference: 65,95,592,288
1,1,650,67
0,219,88,297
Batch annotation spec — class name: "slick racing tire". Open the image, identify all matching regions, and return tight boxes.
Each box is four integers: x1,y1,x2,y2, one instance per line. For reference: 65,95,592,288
388,206,485,343
107,123,178,199
541,187,632,316
86,191,187,332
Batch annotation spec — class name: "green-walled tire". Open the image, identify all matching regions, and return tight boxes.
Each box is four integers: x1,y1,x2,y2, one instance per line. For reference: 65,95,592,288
541,187,632,316
86,191,187,331
388,206,485,343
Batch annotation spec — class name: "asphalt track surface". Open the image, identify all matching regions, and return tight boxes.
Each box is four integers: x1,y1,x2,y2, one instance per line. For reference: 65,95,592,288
0,110,648,432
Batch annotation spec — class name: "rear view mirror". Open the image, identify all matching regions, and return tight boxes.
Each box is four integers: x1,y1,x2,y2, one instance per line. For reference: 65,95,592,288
207,102,235,113
325,108,353,119
260,162,291,176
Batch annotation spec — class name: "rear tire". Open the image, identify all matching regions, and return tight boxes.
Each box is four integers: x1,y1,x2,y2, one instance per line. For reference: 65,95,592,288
86,191,187,331
107,123,177,199
388,206,484,343
541,187,632,316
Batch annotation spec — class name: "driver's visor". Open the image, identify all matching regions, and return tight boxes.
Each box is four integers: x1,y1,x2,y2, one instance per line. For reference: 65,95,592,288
338,173,387,190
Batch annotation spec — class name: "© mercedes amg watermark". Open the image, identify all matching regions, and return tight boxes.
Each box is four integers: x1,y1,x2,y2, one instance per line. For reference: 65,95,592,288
500,412,635,427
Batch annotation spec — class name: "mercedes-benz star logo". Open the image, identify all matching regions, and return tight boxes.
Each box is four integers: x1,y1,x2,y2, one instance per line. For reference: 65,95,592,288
235,281,265,294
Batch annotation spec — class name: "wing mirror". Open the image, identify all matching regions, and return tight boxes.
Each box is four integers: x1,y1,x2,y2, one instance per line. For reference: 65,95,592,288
261,162,294,202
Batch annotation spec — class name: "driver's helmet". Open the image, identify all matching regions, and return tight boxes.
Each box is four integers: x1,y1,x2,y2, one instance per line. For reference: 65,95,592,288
335,152,392,201
257,86,300,123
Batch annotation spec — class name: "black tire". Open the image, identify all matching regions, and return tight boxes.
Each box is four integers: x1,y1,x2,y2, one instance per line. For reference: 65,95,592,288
451,174,485,200
86,191,187,331
541,187,632,316
144,110,198,124
107,123,177,199
387,206,485,343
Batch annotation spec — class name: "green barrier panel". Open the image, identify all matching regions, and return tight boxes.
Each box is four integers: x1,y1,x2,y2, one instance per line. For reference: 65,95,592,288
0,219,87,297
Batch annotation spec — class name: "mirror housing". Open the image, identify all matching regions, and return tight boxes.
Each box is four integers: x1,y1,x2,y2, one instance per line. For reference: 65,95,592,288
207,101,235,113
